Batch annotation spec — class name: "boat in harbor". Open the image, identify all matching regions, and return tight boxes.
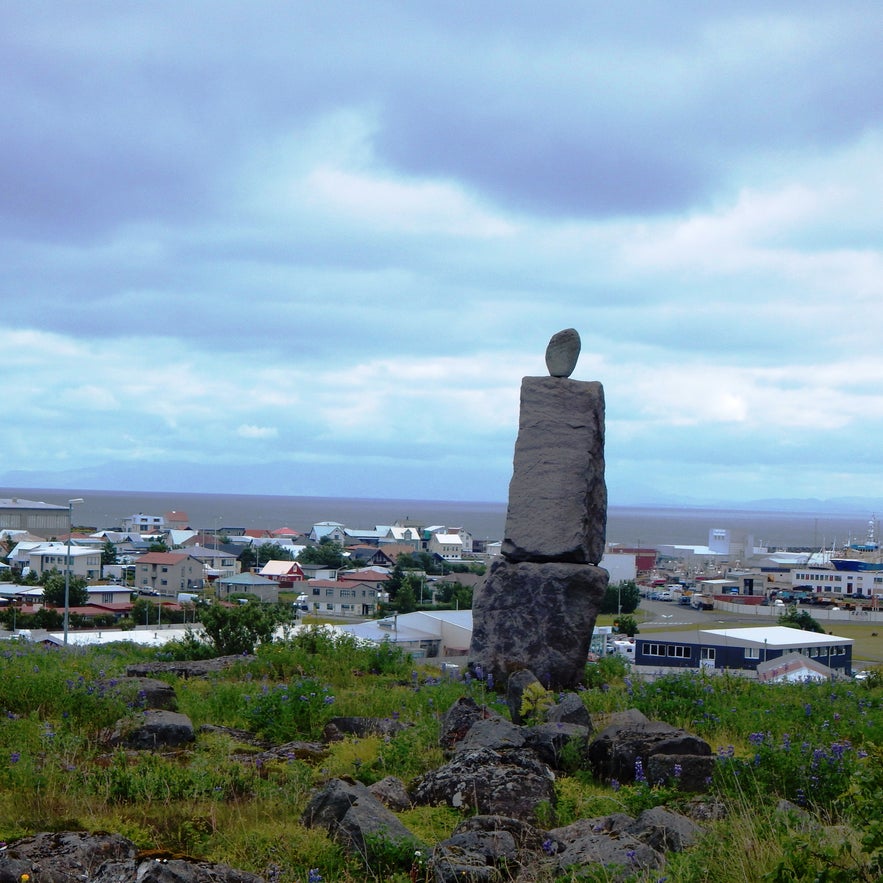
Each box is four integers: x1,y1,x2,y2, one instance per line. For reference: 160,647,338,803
830,518,883,572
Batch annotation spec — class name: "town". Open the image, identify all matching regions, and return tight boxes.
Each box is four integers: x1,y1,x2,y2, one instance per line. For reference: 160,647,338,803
1,496,878,682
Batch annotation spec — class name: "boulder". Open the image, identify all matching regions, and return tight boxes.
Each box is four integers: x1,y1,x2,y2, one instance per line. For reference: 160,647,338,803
439,696,503,751
525,722,592,770
547,817,664,879
368,775,413,811
125,656,256,679
587,719,712,786
323,716,409,741
303,778,421,858
544,327,581,378
108,710,195,750
100,676,178,711
453,717,526,753
411,747,556,823
545,692,592,728
469,559,607,690
505,669,541,724
500,375,606,565
646,753,717,792
0,832,263,883
430,815,548,883
624,806,703,853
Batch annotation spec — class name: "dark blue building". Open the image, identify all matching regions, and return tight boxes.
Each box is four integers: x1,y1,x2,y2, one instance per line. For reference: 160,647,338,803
633,626,852,676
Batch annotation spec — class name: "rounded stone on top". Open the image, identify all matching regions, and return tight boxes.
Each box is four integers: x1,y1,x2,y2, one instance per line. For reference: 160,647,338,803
545,328,581,377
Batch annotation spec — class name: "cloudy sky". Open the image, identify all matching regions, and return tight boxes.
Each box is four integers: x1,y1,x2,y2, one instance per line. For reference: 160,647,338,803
3,2,883,507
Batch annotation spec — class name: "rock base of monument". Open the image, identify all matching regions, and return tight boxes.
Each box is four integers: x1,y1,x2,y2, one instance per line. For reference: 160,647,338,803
469,559,608,690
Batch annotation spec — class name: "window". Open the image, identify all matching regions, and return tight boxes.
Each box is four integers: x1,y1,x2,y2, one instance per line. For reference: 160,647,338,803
745,647,760,660
667,645,690,659
644,644,665,657
701,648,716,661
312,588,321,596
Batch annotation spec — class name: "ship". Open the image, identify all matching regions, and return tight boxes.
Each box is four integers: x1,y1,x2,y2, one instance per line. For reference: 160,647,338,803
829,518,883,572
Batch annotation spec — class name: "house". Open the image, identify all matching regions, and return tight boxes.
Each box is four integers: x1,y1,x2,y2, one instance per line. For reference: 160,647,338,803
343,528,388,546
347,545,396,567
216,572,279,603
27,544,102,581
338,568,391,590
304,579,384,617
380,526,422,548
185,545,240,580
86,585,133,606
309,522,346,543
427,532,464,561
123,513,165,534
0,498,70,539
633,626,853,677
164,510,190,529
136,552,204,593
337,610,474,660
756,652,837,683
258,560,305,585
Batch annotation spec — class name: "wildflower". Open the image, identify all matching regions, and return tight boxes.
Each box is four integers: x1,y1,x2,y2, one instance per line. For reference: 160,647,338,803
634,757,646,784
626,848,638,866
673,763,682,779
748,732,765,746
10,752,20,765
542,837,557,856
308,870,323,883
610,778,621,792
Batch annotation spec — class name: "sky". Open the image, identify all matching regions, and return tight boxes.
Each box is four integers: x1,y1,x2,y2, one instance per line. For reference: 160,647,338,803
3,2,883,508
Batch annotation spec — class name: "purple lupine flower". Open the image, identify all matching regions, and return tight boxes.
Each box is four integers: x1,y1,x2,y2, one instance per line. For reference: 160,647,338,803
634,757,646,783
673,763,682,779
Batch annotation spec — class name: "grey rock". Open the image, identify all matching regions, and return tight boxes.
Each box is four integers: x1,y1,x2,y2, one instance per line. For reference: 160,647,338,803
469,559,607,690
125,656,256,679
505,669,541,724
545,328,581,377
302,778,421,858
625,806,703,853
0,832,263,883
545,692,592,728
646,753,716,792
430,815,547,883
454,717,527,753
411,746,556,823
323,715,410,741
548,817,663,879
500,376,606,565
587,720,712,786
100,676,178,711
108,709,195,750
368,775,413,811
525,722,592,770
439,696,503,751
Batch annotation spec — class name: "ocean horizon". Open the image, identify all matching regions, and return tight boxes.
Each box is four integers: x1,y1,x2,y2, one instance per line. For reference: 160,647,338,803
3,486,880,550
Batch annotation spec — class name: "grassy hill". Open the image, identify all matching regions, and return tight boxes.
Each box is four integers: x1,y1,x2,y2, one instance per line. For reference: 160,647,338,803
1,629,882,881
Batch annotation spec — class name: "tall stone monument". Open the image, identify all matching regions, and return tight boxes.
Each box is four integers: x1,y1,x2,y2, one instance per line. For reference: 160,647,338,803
469,328,608,689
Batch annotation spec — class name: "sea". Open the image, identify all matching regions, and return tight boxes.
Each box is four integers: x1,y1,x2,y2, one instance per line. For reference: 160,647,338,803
2,486,878,550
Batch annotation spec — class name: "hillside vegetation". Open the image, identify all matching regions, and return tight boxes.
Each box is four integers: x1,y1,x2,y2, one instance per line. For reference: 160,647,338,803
2,631,883,881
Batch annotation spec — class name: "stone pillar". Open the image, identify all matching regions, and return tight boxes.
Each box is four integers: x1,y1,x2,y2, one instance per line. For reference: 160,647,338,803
469,329,608,690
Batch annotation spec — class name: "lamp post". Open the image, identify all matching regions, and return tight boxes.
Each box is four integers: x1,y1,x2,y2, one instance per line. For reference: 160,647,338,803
63,498,84,645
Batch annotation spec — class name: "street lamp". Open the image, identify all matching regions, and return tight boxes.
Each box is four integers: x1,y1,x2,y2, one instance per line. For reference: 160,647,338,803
63,498,84,645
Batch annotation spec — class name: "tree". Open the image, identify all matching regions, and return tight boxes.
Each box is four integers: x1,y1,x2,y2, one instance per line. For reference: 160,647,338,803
614,615,639,636
395,576,417,614
778,606,825,633
600,580,641,615
199,602,290,656
148,538,169,553
297,538,349,569
41,569,88,607
101,539,118,567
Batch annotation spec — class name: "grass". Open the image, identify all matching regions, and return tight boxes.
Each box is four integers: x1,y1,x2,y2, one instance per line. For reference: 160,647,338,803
3,630,883,881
